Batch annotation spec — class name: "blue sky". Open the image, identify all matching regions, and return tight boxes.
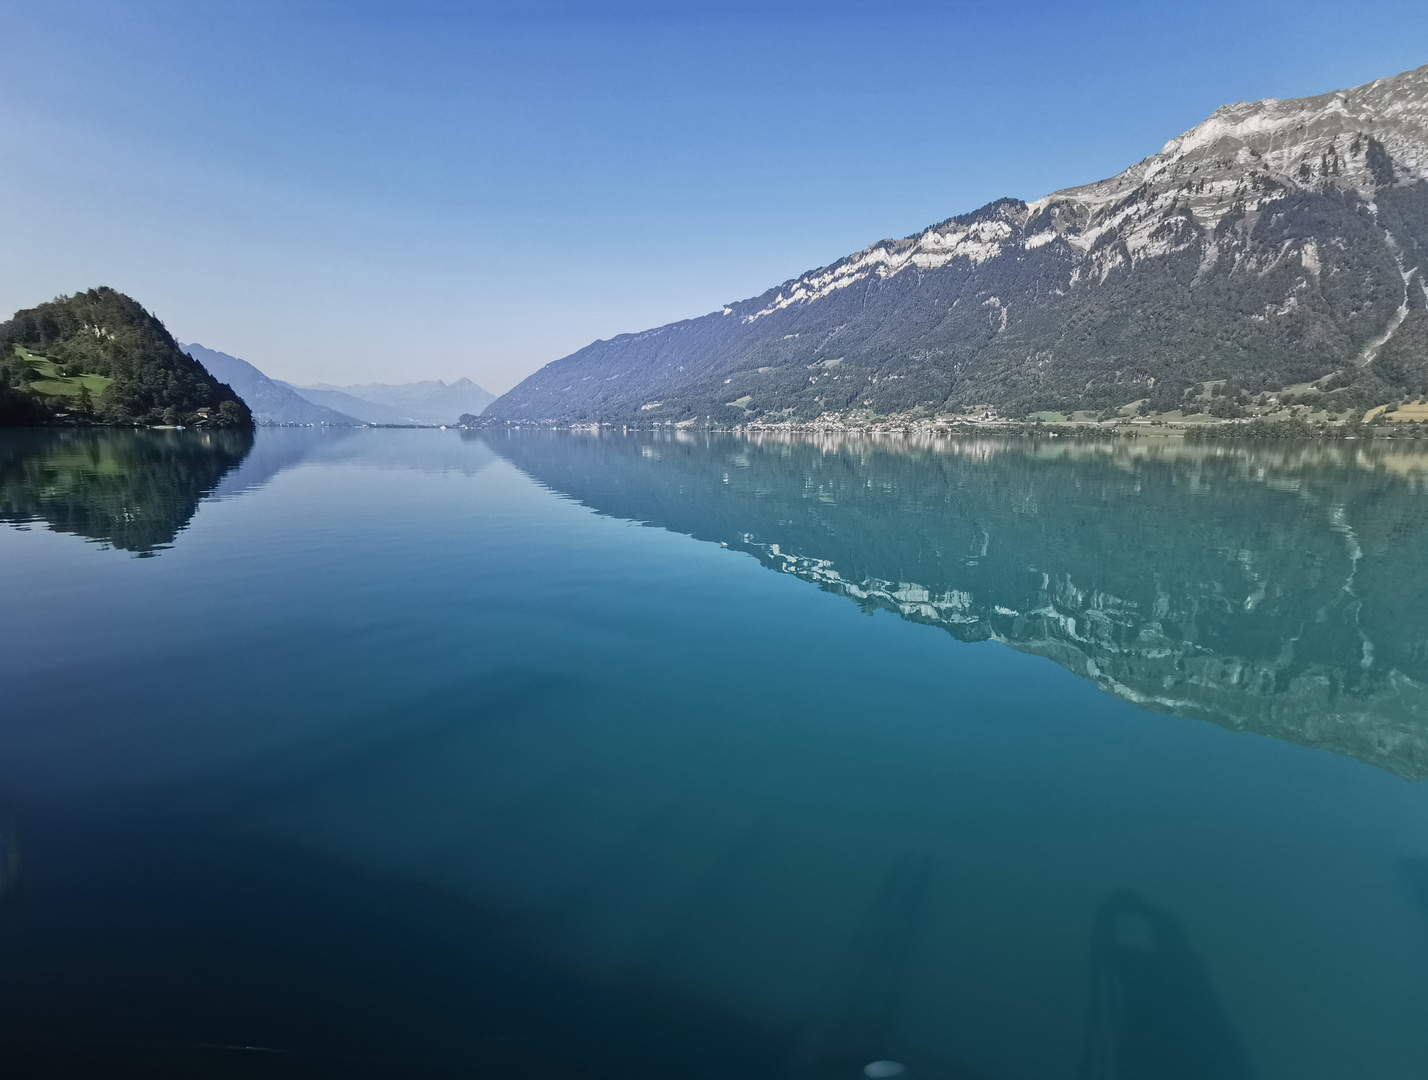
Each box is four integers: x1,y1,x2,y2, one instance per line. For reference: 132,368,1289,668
4,1,1428,392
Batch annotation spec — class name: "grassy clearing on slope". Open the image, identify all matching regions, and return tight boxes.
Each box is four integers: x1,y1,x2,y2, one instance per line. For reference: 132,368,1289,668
15,347,112,399
1365,400,1428,422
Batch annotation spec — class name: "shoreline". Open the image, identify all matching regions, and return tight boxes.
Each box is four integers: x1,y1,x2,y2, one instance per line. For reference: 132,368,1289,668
468,415,1428,441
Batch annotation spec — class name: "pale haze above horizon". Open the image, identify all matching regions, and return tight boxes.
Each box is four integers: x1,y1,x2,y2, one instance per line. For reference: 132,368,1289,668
5,0,1428,394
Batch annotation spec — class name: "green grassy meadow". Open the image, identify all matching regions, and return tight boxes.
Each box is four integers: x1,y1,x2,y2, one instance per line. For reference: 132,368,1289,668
15,347,112,401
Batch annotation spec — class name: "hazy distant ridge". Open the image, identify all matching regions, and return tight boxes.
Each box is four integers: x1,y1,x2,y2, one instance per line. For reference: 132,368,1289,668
182,344,359,426
276,384,413,425
303,379,496,425
181,343,496,426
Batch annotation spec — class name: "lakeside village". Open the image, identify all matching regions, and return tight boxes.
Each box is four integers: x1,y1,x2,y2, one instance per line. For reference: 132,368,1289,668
464,385,1428,441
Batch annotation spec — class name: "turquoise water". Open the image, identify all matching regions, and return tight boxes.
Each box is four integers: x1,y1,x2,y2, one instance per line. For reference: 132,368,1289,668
2,427,1427,1079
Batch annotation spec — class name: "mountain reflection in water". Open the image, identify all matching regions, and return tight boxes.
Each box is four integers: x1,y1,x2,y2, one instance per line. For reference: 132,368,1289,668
492,429,1428,779
0,427,500,558
0,428,254,555
1,427,1425,1078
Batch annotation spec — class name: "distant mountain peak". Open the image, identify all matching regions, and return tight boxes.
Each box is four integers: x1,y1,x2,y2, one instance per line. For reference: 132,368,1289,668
180,344,358,427
298,378,496,425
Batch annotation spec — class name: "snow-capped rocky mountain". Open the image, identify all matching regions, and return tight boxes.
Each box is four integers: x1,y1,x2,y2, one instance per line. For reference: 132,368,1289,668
774,63,1428,310
487,64,1428,424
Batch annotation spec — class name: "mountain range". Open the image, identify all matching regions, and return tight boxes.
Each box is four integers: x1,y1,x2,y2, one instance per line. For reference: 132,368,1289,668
291,379,495,426
182,343,359,426
180,344,495,426
486,63,1428,426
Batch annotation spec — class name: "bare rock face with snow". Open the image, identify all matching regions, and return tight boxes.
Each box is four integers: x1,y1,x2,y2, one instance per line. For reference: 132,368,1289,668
1079,64,1428,205
488,64,1428,423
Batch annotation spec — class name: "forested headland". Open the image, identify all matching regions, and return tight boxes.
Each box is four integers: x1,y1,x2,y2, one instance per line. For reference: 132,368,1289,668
0,288,252,429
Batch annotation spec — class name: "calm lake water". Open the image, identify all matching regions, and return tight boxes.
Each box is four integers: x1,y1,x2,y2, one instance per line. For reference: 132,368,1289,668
2,426,1427,1079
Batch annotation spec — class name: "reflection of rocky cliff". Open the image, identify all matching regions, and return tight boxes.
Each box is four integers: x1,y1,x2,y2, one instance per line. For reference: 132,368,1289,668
0,428,253,554
494,430,1428,780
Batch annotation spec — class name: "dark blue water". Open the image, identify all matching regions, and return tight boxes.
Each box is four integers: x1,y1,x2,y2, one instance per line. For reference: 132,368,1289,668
2,427,1427,1079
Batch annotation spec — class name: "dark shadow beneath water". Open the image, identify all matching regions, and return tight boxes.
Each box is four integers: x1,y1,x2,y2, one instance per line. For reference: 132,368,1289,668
0,809,793,1079
0,808,1263,1080
1078,890,1254,1080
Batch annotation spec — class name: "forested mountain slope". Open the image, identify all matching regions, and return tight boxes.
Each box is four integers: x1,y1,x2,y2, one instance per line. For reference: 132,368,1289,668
488,64,1428,424
0,289,252,428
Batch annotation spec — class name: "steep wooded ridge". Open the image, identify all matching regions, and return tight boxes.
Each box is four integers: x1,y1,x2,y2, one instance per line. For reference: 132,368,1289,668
0,288,252,427
488,64,1428,424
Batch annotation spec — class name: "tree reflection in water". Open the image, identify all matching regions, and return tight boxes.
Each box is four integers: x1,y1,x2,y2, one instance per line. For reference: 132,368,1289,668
0,428,253,555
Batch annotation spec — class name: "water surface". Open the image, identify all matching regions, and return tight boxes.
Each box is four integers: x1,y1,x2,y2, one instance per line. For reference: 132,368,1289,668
1,427,1426,1079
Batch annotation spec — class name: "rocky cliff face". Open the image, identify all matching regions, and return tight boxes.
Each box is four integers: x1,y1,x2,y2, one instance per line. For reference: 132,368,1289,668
488,65,1428,424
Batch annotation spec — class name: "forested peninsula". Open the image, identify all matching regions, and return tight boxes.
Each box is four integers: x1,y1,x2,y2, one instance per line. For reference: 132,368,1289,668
0,288,252,428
